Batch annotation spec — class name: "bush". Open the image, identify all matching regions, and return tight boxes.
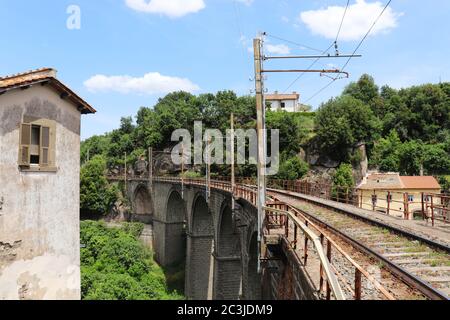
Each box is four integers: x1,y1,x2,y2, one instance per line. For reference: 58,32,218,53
276,157,309,181
332,163,355,201
80,221,183,300
182,170,202,179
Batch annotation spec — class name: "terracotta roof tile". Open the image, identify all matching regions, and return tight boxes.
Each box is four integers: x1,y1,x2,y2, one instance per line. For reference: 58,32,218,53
0,68,96,114
357,173,441,190
400,176,441,189
265,93,299,101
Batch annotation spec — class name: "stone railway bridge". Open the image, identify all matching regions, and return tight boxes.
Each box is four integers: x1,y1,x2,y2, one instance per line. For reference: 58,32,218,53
117,177,262,300
107,175,450,301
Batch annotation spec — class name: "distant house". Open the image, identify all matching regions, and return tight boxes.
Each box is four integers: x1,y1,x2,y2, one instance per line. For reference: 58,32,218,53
0,68,95,299
356,173,441,218
266,91,300,112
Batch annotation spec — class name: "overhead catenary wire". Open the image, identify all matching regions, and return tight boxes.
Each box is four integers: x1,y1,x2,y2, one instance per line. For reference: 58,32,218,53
304,0,393,103
340,0,393,73
283,0,350,94
264,33,323,54
283,42,335,93
232,0,248,58
335,0,351,44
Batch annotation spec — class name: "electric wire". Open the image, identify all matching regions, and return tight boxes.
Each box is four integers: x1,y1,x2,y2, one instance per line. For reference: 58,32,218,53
304,0,393,103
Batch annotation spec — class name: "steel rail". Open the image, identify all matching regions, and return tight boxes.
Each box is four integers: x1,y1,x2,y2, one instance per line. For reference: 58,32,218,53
268,189,449,300
270,203,396,300
268,188,450,253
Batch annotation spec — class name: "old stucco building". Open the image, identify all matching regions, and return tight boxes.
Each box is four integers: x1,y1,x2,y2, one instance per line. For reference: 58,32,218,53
265,91,300,112
356,173,441,219
0,68,95,299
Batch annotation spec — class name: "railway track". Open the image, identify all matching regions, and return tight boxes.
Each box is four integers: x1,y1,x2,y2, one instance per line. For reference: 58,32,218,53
268,188,450,300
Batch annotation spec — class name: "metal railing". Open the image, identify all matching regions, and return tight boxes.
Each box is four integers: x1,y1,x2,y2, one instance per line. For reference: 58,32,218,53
264,205,345,300
228,177,449,225
150,176,396,300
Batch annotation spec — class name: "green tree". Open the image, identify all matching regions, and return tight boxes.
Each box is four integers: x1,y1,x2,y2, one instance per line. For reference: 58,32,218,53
80,155,118,214
276,157,309,180
315,95,381,161
344,74,380,110
398,140,424,175
81,134,110,164
332,163,355,201
381,83,450,142
370,130,402,172
423,144,450,175
266,110,306,157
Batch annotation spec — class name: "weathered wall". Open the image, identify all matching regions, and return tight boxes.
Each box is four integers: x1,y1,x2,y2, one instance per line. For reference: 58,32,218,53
359,189,441,218
0,85,81,300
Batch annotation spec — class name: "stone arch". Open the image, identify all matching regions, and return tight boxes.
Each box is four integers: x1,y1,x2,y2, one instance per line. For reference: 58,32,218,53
132,184,153,223
186,193,214,300
246,232,261,300
164,190,187,267
214,201,242,300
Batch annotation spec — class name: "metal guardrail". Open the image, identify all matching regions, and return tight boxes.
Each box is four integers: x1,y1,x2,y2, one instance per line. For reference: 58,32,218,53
264,205,345,300
149,176,397,300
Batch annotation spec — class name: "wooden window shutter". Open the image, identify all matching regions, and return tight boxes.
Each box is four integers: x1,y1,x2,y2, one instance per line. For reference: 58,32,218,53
40,126,50,166
19,123,31,166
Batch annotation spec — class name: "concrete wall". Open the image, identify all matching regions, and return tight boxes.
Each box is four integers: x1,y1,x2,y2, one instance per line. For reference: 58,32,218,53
0,85,81,300
268,100,298,112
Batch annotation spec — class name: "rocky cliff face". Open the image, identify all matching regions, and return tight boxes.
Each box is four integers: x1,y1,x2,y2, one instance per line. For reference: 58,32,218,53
300,140,368,185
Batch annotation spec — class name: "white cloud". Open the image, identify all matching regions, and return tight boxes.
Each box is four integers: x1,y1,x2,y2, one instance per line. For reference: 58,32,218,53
84,72,200,95
265,44,291,55
300,0,402,41
125,0,205,18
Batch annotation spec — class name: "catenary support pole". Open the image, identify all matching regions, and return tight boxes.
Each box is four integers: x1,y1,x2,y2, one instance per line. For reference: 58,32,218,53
254,35,266,274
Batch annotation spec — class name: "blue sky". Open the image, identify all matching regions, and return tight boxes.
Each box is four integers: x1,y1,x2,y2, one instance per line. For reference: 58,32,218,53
1,0,449,140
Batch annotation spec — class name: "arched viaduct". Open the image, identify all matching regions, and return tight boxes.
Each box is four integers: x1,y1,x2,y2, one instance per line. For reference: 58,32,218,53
125,179,261,300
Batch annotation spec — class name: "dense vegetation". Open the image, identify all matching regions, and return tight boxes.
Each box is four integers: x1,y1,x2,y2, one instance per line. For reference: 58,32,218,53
80,76,450,214
80,155,119,214
80,221,183,300
315,75,450,177
80,91,313,214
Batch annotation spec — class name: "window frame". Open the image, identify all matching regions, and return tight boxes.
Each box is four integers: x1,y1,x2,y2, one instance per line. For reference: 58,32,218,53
18,117,57,172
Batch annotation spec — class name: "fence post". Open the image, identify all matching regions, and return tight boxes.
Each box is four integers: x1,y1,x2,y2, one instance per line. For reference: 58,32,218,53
387,191,391,216
355,269,362,300
431,195,435,227
360,190,363,209
421,192,425,220
326,242,332,300
404,193,409,220
372,190,376,211
319,234,324,294
304,221,309,265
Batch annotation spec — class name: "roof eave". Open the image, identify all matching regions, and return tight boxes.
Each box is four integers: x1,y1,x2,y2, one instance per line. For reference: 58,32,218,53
0,78,96,114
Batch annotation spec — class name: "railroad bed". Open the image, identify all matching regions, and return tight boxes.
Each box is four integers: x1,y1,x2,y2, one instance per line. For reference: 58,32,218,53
269,188,450,300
